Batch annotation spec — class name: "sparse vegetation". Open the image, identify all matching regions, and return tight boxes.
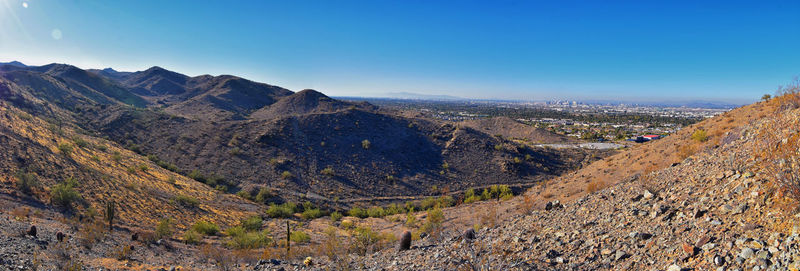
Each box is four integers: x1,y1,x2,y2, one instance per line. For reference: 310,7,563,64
361,139,371,149
50,178,81,209
174,194,200,208
321,166,335,176
183,230,201,245
330,211,343,222
58,143,73,156
267,202,297,218
104,200,116,231
241,215,263,231
192,220,220,236
281,171,294,179
227,226,272,249
15,171,39,195
255,187,273,203
155,218,173,239
691,129,708,142
290,230,310,243
348,207,368,218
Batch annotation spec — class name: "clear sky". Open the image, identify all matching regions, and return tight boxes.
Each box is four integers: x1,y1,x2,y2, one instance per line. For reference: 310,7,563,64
0,0,798,103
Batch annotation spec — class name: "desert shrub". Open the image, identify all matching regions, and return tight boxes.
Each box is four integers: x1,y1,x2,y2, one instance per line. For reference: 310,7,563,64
58,143,73,156
15,171,39,195
330,211,343,222
281,171,294,179
183,230,201,244
361,139,371,149
405,209,416,227
255,187,272,203
236,190,253,200
480,188,492,200
494,144,503,151
174,194,199,208
77,220,105,249
111,151,122,162
96,144,108,152
227,227,272,249
420,197,437,210
112,244,133,260
215,185,228,192
464,188,480,204
192,220,220,236
350,226,395,255
367,206,385,218
266,202,297,218
155,218,172,239
420,207,444,236
73,137,89,148
437,195,455,207
301,208,324,220
229,147,241,156
691,129,708,142
340,219,354,229
386,203,404,216
241,216,263,231
138,164,149,172
321,167,335,176
50,178,80,208
290,230,310,243
348,207,368,218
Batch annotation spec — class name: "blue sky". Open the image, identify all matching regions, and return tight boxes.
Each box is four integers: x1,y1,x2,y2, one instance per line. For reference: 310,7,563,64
0,1,798,102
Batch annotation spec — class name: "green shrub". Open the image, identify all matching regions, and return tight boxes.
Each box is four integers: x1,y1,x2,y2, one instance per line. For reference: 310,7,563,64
112,151,122,162
348,207,368,218
214,185,228,192
350,226,395,255
50,178,80,208
437,195,454,208
290,230,310,243
236,190,253,200
386,203,404,216
367,206,385,218
340,219,354,229
241,216,263,231
174,194,199,208
192,220,220,236
183,230,201,244
73,136,89,148
281,171,293,180
266,202,297,218
255,187,272,203
464,188,480,204
15,171,39,195
420,207,444,235
692,129,709,142
155,218,172,239
405,210,416,227
227,227,271,249
302,208,324,220
321,167,335,176
138,164,149,172
420,197,437,210
330,211,343,222
361,139,371,149
58,143,73,156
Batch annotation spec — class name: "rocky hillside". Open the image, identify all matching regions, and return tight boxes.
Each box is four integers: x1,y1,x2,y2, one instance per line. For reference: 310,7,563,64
460,116,573,144
0,62,590,207
281,95,800,270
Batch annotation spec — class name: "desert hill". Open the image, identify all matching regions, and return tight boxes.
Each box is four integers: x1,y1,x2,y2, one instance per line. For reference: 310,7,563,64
460,116,574,144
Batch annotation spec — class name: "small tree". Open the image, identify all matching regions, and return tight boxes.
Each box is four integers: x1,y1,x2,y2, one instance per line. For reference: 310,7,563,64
762,94,772,101
361,139,371,149
105,200,116,231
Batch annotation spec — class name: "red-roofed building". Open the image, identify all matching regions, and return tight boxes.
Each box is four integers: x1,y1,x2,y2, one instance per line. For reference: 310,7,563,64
643,135,661,140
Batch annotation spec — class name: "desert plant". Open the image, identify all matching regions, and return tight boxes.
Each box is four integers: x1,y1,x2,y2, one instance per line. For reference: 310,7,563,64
691,129,708,142
330,211,343,222
267,202,297,218
15,171,39,195
183,230,201,244
227,227,272,249
348,207,368,218
104,200,116,232
255,187,272,203
464,188,480,204
361,139,371,149
73,136,89,148
155,218,172,239
173,194,199,208
290,230,310,243
58,143,73,156
50,178,80,209
241,215,263,231
192,220,220,236
762,94,772,101
301,208,324,220
420,207,444,237
281,171,294,179
321,167,335,176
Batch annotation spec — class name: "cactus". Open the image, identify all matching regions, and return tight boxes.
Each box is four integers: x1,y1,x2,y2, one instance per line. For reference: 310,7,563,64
398,230,411,251
105,200,116,232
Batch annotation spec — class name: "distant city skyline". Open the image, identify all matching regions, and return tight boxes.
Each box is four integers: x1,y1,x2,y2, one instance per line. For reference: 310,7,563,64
1,1,798,103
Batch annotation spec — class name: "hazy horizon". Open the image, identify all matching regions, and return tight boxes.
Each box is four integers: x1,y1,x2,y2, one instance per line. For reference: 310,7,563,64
1,1,798,102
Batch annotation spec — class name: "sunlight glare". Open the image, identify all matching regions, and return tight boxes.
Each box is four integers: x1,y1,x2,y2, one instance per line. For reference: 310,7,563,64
22,2,27,8
51,29,62,40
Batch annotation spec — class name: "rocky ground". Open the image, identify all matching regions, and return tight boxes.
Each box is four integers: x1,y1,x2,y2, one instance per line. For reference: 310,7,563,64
253,108,800,270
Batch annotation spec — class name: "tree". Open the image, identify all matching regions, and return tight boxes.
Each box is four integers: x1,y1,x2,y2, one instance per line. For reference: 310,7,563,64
762,94,772,101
